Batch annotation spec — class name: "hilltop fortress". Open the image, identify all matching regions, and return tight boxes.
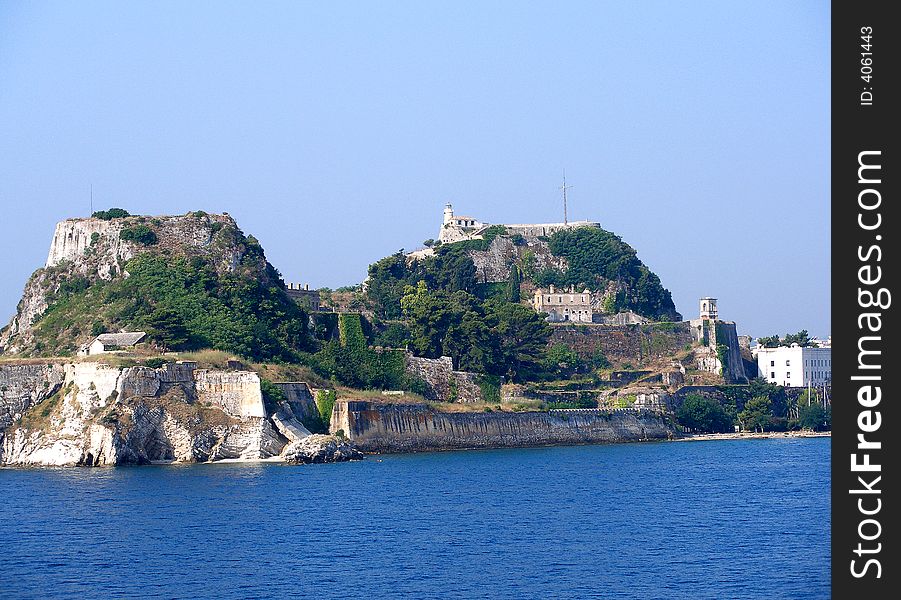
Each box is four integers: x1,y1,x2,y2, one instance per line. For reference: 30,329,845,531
438,203,601,244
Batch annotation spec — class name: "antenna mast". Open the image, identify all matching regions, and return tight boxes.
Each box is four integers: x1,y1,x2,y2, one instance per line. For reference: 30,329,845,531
560,170,573,225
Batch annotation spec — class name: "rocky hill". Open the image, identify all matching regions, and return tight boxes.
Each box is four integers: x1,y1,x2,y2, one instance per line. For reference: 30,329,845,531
366,224,680,322
0,210,312,360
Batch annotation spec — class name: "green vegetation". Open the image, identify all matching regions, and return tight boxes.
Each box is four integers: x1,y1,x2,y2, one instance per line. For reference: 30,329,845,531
143,357,167,369
91,208,131,220
309,314,424,392
315,389,337,431
400,281,551,382
29,225,312,360
338,313,366,350
757,330,814,348
676,394,732,433
738,395,772,432
506,265,521,303
539,228,679,320
798,403,830,431
478,375,502,404
120,225,158,246
716,379,790,430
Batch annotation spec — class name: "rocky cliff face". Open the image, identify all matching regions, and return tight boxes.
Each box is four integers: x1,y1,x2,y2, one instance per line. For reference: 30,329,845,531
0,361,344,466
331,400,677,453
469,235,565,284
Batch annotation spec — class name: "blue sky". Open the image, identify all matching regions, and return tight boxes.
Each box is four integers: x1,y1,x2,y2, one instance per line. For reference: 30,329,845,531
0,1,830,338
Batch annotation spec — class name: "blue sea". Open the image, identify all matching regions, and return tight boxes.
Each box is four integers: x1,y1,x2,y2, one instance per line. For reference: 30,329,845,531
1,438,830,599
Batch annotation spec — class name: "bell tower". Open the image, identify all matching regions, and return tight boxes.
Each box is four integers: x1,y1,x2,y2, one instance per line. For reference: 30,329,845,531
699,297,718,320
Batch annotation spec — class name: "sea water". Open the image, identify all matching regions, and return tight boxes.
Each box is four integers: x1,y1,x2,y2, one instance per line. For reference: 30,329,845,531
1,437,830,599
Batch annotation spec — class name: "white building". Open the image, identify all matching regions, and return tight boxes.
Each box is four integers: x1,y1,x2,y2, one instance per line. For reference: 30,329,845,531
533,285,593,323
755,344,832,388
438,203,601,244
439,204,488,243
78,331,146,356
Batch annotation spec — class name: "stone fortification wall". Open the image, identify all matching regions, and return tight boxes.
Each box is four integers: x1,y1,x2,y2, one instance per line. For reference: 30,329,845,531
713,322,748,383
403,353,484,403
331,400,677,452
194,370,265,418
549,322,695,366
504,221,601,238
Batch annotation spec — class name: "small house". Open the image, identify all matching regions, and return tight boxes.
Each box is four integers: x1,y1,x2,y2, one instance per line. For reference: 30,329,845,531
78,331,147,356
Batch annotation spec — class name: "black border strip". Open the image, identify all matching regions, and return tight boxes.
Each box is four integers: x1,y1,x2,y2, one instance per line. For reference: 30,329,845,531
832,1,897,596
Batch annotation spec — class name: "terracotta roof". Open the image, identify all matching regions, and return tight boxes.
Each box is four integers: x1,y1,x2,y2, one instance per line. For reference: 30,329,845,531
95,332,146,347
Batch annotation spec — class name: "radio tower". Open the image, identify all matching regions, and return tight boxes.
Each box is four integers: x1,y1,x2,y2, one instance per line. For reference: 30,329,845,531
560,170,573,225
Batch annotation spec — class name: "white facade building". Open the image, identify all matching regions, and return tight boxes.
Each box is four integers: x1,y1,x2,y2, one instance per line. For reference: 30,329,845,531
755,345,832,387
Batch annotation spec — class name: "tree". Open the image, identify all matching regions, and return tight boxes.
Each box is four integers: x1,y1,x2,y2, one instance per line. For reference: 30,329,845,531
142,306,191,351
739,395,772,432
506,265,522,303
120,225,158,245
92,208,131,220
485,300,552,382
544,343,583,378
798,403,830,431
676,394,733,433
400,282,551,382
783,330,813,347
757,335,781,348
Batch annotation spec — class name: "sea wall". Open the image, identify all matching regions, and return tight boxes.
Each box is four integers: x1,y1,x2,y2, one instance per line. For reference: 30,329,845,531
331,400,677,453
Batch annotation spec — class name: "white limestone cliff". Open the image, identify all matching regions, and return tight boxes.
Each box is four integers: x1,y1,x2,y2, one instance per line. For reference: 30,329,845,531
0,361,342,467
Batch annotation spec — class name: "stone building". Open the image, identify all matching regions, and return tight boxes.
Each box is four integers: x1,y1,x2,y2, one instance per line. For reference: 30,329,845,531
699,297,718,320
533,285,593,323
77,331,146,356
438,203,601,244
285,282,320,312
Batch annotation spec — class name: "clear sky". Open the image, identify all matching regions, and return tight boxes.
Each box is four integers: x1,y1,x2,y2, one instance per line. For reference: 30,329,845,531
0,1,830,339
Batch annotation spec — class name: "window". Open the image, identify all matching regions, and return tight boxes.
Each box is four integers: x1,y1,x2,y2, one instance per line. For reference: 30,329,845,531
771,371,776,378
786,360,791,366
770,361,775,367
786,372,791,379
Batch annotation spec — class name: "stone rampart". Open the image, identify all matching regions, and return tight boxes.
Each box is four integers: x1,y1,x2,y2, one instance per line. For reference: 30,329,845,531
548,322,695,366
331,399,677,452
403,353,484,403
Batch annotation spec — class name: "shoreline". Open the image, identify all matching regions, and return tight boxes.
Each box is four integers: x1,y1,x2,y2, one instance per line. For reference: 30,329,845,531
673,431,830,442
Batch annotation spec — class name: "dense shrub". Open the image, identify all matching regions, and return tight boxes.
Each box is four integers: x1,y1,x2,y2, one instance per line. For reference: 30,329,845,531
120,225,158,245
677,394,733,433
92,208,131,220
